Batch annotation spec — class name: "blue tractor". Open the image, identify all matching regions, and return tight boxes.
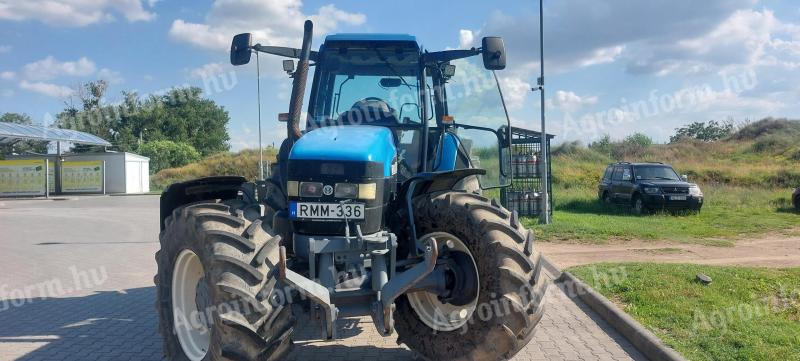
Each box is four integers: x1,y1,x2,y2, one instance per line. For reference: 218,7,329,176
156,20,547,361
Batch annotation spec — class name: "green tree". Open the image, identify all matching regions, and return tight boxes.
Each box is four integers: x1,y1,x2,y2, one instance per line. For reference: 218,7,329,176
129,87,231,156
0,112,48,158
670,121,734,143
56,83,230,156
623,133,653,148
139,140,201,173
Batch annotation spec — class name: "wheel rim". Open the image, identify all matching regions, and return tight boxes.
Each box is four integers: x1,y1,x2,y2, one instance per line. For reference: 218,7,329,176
407,232,479,332
172,249,210,361
635,199,643,213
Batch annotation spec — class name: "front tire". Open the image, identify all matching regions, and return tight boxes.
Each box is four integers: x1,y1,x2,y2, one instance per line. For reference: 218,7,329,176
395,191,547,361
155,200,295,361
632,195,646,216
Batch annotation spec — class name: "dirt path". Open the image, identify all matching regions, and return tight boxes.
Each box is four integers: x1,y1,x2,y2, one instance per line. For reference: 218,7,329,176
539,232,800,269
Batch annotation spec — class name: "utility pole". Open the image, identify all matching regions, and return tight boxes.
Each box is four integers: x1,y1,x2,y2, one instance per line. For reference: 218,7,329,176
536,0,551,224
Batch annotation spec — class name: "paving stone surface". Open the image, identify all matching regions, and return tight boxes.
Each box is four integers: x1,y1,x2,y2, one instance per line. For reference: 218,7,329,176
0,196,647,360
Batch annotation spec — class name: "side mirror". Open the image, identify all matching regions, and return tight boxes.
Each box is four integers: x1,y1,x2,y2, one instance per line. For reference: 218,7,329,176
681,174,688,182
482,37,506,70
230,33,253,66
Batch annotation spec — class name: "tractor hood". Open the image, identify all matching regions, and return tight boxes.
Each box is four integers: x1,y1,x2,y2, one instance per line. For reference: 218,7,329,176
289,125,396,177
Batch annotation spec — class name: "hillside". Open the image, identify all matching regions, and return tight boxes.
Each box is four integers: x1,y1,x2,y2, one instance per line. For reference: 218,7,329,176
552,118,800,189
153,118,800,191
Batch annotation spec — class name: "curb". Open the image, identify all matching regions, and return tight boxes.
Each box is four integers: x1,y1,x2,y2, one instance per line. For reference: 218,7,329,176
555,268,687,361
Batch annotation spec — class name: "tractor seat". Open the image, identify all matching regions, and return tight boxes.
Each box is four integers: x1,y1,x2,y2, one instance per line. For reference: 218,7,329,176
337,98,400,126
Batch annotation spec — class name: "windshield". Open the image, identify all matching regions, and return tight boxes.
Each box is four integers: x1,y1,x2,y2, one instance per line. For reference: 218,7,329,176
309,45,429,125
635,166,681,181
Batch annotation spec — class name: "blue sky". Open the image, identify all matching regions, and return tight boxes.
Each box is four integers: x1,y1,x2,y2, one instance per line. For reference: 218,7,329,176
1,0,799,150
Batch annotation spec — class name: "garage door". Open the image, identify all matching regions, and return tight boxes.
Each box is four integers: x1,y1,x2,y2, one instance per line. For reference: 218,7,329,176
126,161,143,193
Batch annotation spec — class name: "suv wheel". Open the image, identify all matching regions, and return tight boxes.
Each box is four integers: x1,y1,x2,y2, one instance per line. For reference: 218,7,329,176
632,195,646,215
602,192,611,204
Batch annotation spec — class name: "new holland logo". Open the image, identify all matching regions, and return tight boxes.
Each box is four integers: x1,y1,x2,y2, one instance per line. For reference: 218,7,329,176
322,185,334,196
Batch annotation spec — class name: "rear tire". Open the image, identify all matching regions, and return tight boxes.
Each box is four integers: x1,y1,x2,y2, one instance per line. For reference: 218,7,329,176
394,191,547,361
155,200,295,361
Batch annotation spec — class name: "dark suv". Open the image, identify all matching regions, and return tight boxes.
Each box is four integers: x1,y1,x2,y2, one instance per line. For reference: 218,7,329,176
598,162,704,214
793,187,800,211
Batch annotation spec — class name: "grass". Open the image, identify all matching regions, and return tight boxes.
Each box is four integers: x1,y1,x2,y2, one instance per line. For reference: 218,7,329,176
568,263,800,361
522,185,798,245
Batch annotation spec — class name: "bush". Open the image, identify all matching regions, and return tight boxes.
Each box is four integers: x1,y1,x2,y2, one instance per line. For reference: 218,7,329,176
139,140,201,174
751,134,794,154
670,120,734,143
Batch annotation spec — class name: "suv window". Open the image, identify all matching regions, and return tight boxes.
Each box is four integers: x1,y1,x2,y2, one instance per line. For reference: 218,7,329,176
611,166,623,181
602,166,613,181
621,167,632,181
634,165,680,181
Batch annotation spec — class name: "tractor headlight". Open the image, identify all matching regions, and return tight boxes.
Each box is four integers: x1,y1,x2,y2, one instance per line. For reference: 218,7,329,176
334,183,358,199
287,181,299,197
333,182,377,200
299,182,323,197
689,185,703,197
358,183,377,200
643,187,661,194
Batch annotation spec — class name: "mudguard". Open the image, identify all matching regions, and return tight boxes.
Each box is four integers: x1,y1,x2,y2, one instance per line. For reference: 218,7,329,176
159,176,247,230
401,168,486,199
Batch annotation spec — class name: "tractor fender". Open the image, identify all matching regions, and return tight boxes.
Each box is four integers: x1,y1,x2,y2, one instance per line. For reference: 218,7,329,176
159,176,247,230
399,168,486,200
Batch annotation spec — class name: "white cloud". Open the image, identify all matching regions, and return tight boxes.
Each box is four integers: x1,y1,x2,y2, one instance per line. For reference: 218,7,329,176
499,76,531,110
14,56,124,97
627,9,800,75
459,29,475,49
97,68,124,84
0,89,14,97
0,45,10,53
168,0,366,52
551,90,598,113
462,1,758,76
0,0,157,27
22,56,97,81
577,45,625,67
19,80,74,98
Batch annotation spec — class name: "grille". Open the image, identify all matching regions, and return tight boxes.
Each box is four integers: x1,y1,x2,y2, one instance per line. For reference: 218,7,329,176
662,187,689,194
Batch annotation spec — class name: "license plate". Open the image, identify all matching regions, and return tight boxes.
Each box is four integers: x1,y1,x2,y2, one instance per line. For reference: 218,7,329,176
290,202,365,220
670,196,687,201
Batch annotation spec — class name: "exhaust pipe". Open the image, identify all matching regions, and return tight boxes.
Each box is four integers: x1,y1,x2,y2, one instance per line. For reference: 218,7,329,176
287,20,313,145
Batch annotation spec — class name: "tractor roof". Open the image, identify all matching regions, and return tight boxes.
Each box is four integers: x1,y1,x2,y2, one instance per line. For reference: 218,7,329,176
325,33,417,43
323,34,419,51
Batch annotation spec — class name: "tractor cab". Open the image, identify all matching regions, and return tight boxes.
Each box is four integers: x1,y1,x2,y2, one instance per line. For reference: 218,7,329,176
301,33,513,186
